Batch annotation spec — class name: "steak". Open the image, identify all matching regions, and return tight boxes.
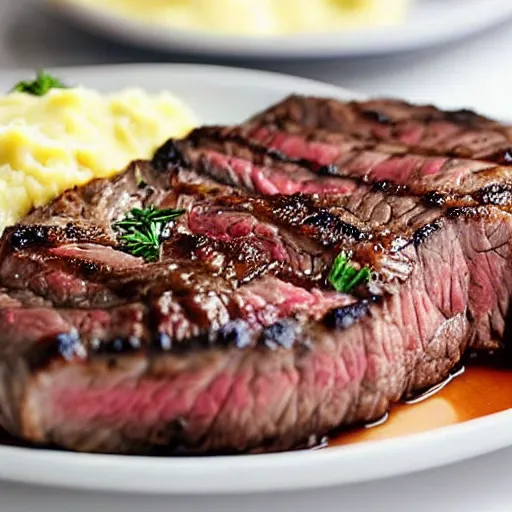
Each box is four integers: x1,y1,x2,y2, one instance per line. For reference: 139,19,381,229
0,96,511,455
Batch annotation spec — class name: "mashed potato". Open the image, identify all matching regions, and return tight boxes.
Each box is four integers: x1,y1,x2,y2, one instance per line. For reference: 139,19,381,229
58,0,411,35
0,86,197,231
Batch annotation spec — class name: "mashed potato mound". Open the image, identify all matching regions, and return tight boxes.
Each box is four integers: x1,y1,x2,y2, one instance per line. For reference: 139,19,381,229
0,87,197,231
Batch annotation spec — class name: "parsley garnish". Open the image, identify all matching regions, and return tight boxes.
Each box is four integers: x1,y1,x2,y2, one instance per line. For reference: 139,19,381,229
114,206,184,262
11,70,67,96
328,252,371,294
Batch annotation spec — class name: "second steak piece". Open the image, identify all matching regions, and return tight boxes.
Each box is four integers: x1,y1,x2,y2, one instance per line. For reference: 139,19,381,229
248,95,512,162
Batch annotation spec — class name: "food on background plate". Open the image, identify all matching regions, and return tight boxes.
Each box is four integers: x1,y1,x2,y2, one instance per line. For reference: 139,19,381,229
0,71,197,232
54,0,412,36
0,89,511,455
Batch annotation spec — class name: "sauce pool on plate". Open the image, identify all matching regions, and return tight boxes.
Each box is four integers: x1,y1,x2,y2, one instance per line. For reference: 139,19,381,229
330,365,512,447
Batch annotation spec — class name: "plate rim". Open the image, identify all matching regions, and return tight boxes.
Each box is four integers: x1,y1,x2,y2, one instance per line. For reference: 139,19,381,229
47,0,512,58
0,62,510,495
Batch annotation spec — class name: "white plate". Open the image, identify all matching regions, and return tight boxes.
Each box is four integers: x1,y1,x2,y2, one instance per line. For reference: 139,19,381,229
47,0,512,59
0,63,512,495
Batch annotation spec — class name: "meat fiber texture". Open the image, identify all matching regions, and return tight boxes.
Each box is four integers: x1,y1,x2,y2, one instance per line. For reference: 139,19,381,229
0,95,511,455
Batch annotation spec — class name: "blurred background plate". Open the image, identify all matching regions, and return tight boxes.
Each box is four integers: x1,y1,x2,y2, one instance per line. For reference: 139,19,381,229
46,0,512,59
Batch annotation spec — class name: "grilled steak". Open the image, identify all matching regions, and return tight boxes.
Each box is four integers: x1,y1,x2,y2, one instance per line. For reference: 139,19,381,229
0,95,511,455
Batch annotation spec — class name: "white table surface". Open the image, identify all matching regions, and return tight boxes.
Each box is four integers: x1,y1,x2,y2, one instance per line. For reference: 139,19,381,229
1,1,512,511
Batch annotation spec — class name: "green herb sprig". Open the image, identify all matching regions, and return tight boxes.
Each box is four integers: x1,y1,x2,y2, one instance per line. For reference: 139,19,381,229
114,206,184,262
11,70,67,96
328,252,371,294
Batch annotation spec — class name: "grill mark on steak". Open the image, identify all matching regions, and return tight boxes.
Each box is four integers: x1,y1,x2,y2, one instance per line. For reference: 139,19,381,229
5,224,114,251
187,126,346,176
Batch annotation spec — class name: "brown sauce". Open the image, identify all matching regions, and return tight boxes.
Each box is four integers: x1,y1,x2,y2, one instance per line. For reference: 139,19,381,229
330,365,512,447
